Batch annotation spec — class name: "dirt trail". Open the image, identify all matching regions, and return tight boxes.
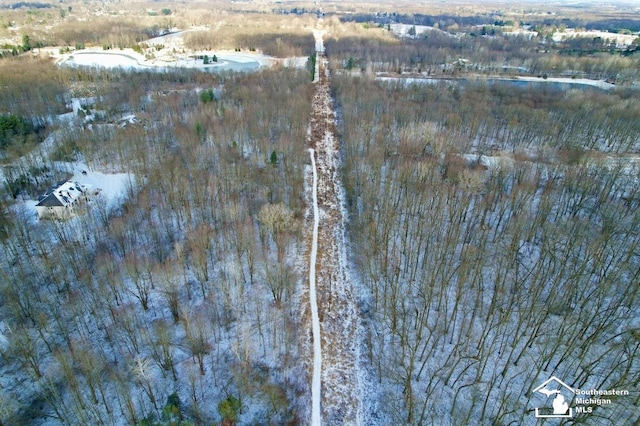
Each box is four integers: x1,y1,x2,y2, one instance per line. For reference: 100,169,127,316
304,30,363,425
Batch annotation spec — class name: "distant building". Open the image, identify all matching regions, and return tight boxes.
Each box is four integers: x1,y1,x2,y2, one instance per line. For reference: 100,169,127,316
35,180,92,220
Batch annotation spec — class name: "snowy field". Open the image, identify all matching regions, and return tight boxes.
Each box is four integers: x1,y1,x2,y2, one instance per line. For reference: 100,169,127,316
376,75,616,90
552,29,638,47
514,75,616,90
58,49,275,72
390,23,442,37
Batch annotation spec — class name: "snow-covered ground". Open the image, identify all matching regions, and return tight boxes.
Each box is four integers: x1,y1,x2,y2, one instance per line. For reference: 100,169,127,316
1,103,135,222
552,29,638,47
462,153,515,171
57,48,274,72
503,29,539,39
390,23,442,38
45,29,305,73
0,322,9,352
9,161,134,223
312,29,326,54
389,24,637,48
514,75,616,90
65,162,132,208
283,56,309,68
307,148,322,426
376,75,616,90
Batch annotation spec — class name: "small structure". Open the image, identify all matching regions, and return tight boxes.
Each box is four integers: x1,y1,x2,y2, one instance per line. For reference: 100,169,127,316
35,180,91,220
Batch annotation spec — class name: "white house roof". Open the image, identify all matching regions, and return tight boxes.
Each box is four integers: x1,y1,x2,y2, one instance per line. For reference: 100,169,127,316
36,181,91,208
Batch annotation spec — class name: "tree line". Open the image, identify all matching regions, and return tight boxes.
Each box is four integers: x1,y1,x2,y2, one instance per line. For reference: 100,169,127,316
325,26,640,82
184,30,315,58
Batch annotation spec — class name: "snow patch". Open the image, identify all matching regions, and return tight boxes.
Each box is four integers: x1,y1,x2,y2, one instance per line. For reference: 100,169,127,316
283,56,309,69
313,30,326,54
515,75,616,90
308,148,323,426
0,322,9,352
462,153,515,170
68,162,133,210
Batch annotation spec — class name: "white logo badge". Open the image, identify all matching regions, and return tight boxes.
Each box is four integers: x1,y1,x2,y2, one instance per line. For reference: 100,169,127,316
533,376,574,418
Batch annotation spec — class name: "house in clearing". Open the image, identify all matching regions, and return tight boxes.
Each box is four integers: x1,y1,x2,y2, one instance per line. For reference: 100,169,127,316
35,180,92,220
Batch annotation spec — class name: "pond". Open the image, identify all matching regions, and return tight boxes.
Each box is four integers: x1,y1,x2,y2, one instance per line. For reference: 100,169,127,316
60,51,265,73
377,75,616,91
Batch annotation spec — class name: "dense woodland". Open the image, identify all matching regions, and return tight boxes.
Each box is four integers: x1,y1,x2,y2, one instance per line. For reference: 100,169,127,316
325,26,640,82
334,74,640,424
1,64,314,424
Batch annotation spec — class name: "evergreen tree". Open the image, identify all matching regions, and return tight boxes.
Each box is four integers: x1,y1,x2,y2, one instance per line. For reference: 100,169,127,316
21,34,31,52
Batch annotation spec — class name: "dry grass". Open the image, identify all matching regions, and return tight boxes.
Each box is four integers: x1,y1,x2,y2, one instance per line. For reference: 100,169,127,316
183,13,317,56
2,0,633,53
322,16,397,43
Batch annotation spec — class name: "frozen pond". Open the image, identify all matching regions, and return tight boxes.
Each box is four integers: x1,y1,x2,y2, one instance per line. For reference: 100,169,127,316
377,75,616,91
62,52,147,69
60,51,266,72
